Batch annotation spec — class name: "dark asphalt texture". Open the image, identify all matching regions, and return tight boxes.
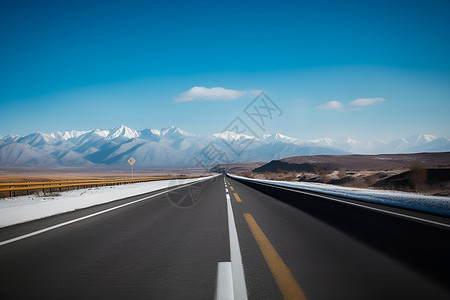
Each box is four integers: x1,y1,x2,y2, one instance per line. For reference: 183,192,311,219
227,176,450,300
0,174,449,299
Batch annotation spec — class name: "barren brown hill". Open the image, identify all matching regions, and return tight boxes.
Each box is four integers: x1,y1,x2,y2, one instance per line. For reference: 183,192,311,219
253,152,450,173
211,162,266,173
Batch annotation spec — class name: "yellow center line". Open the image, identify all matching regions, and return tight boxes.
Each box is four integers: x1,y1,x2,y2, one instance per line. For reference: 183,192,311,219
233,192,242,202
244,213,307,300
229,185,234,191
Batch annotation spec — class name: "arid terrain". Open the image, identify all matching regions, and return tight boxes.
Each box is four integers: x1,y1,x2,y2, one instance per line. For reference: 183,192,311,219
212,152,450,196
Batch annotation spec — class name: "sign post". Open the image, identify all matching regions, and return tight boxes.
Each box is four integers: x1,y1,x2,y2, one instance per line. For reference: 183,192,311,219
128,157,136,179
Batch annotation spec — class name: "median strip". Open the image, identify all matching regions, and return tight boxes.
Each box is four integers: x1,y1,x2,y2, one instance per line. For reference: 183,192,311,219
244,213,307,300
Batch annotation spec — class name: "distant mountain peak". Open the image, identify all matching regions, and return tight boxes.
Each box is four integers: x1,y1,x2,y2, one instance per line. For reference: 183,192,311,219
213,130,258,141
308,137,334,146
413,133,438,145
263,133,297,143
160,125,190,137
107,125,140,140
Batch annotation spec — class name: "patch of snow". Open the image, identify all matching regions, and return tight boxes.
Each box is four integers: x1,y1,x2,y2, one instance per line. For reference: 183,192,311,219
0,176,215,228
228,174,450,217
213,131,258,141
308,137,334,146
160,125,191,137
107,125,141,139
93,129,110,138
61,130,88,140
412,134,438,145
263,133,298,143
151,129,161,135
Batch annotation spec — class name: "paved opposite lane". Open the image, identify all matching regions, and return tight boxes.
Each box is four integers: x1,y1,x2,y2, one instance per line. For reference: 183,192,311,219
0,174,449,299
0,176,228,299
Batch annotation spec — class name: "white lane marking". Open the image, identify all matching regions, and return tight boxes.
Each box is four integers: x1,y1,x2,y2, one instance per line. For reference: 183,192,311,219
233,178,450,229
225,188,228,193
215,262,233,300
0,177,214,247
226,194,248,300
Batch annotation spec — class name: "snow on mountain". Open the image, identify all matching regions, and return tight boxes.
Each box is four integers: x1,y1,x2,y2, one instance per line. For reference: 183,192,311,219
263,133,298,144
213,130,258,141
93,129,110,138
408,133,438,145
17,132,63,147
61,130,88,140
46,130,88,141
242,143,347,161
0,127,448,168
302,134,446,154
150,129,161,136
107,125,140,140
366,134,443,154
70,129,109,146
139,129,162,141
1,135,20,143
307,138,335,147
160,125,191,138
405,137,450,153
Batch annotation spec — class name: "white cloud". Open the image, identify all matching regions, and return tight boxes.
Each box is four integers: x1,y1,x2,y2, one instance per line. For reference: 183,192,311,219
350,97,386,106
317,101,344,111
174,86,256,102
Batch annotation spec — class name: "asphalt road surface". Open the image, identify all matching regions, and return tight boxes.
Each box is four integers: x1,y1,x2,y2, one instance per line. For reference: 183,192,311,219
0,175,449,299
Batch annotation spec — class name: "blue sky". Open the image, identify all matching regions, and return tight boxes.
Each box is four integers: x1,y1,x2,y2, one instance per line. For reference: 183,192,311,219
1,0,449,141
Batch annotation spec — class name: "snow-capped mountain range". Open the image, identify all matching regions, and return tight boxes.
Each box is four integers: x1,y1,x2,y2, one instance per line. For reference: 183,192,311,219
0,125,449,168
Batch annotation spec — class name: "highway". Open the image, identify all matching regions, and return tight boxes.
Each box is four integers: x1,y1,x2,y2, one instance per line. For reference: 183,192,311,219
0,174,449,299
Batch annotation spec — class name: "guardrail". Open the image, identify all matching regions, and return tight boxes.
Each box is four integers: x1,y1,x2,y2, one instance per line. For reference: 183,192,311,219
0,176,186,198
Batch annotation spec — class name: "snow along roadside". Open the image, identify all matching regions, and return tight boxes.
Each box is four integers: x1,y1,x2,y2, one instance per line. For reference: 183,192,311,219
0,176,214,228
227,174,450,217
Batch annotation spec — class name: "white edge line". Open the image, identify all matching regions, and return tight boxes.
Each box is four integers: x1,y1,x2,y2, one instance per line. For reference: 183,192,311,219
0,176,216,247
215,262,233,300
229,175,450,229
226,194,248,300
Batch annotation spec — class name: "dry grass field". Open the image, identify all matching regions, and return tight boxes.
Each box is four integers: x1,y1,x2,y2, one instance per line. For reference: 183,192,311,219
0,167,208,183
0,168,208,198
0,172,185,183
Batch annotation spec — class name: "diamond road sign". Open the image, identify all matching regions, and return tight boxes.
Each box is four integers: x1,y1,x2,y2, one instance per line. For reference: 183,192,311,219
128,157,136,165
